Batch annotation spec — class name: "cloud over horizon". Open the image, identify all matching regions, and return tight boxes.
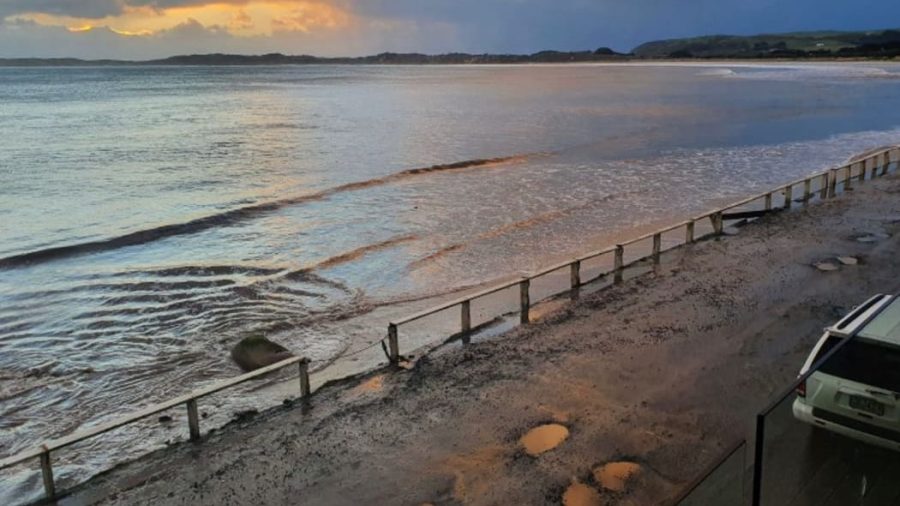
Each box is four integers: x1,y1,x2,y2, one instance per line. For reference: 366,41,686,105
2,0,900,59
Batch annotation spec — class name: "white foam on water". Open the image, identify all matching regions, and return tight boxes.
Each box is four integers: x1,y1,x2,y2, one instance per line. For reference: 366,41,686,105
697,68,736,77
724,63,900,81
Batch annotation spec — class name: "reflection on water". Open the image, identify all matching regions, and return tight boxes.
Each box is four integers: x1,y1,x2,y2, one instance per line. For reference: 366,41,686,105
1,62,900,501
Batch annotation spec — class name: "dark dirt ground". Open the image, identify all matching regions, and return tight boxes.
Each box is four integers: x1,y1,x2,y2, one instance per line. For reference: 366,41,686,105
61,173,900,506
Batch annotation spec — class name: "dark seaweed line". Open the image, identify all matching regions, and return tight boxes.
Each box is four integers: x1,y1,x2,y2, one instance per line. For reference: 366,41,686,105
0,155,534,271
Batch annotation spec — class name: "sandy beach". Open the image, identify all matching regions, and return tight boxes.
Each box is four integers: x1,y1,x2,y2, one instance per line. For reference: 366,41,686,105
49,167,900,506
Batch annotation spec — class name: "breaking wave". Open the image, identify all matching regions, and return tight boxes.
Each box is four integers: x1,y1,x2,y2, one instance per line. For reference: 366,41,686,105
0,154,536,270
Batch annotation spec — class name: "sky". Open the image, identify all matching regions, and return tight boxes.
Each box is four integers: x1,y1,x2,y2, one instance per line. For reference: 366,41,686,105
1,0,899,60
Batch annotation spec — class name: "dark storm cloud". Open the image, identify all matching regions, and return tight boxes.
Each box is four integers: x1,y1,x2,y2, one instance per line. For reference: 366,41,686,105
0,0,123,18
343,0,900,52
0,0,255,18
3,0,900,58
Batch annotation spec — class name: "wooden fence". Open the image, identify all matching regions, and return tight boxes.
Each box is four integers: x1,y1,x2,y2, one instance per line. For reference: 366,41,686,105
1,146,897,503
385,147,899,362
0,357,310,501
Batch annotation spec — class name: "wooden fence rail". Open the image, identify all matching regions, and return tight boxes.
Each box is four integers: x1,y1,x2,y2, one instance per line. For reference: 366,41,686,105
0,357,310,501
1,146,897,503
385,147,899,362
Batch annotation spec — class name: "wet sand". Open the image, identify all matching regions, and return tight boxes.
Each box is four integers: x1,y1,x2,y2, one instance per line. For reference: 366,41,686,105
65,172,900,506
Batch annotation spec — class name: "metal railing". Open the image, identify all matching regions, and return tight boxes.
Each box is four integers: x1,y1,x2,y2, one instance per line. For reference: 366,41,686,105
385,147,899,363
668,251,900,504
1,146,897,503
667,439,748,505
749,296,898,506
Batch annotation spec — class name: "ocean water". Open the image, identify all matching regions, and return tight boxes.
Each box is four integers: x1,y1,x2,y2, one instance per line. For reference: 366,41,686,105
2,62,900,500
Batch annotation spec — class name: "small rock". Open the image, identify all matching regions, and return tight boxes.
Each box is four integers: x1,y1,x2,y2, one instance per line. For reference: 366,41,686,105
837,256,858,266
233,409,259,422
856,232,890,243
814,262,839,272
158,415,173,423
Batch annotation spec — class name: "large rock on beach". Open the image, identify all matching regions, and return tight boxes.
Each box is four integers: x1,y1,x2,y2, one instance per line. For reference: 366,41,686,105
231,335,294,372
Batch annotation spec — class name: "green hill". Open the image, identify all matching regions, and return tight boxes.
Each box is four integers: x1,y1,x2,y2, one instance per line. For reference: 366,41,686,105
633,28,900,58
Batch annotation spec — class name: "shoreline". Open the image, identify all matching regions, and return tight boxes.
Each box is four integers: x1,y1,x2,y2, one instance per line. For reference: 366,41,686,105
2,57,899,68
55,163,900,505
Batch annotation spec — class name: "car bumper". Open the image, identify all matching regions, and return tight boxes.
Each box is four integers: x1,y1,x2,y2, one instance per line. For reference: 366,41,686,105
793,399,900,452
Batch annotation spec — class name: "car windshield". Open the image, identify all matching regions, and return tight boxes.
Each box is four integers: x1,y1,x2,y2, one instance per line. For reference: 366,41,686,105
814,336,900,392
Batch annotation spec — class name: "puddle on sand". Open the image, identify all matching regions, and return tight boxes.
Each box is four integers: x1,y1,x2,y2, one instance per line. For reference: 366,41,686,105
351,374,384,395
439,445,506,502
529,298,570,321
814,261,839,272
520,423,569,456
562,481,603,506
593,461,642,492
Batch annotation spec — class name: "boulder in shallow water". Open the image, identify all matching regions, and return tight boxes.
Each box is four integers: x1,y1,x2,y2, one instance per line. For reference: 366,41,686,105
231,335,294,372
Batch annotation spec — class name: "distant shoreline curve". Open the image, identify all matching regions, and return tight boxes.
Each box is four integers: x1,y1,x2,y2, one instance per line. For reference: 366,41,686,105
1,55,898,68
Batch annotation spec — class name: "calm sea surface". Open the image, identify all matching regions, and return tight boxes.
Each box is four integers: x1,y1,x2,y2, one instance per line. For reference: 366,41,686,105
2,62,900,500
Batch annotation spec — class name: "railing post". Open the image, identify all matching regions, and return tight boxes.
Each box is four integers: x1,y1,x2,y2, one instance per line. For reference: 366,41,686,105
298,358,311,399
519,278,530,324
387,323,399,364
460,300,471,334
844,165,853,190
460,300,472,344
751,413,766,506
870,157,878,179
819,173,828,199
883,152,891,176
652,233,662,265
613,245,624,284
570,260,581,290
39,446,55,500
764,192,772,210
803,178,811,204
186,399,200,441
711,212,723,235
828,168,837,197
685,220,695,243
783,185,793,209
859,160,867,182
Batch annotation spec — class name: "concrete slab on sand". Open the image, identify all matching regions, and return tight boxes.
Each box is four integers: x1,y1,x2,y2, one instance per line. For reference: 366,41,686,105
66,175,900,506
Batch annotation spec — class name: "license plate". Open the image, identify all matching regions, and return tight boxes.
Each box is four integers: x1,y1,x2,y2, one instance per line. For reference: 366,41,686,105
850,395,885,416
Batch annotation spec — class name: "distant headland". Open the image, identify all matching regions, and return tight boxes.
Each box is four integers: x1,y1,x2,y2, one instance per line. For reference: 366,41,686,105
2,28,899,66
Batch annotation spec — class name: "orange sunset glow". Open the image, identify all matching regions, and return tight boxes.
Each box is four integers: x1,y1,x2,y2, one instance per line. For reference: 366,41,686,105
15,1,352,37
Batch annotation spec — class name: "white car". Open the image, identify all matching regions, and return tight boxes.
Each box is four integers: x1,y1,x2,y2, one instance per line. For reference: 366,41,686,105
793,294,900,450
